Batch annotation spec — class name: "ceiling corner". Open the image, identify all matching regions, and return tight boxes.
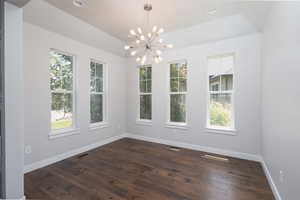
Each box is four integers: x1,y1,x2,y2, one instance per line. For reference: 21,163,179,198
6,0,31,8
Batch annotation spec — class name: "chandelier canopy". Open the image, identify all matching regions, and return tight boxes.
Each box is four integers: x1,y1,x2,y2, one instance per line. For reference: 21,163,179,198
124,2,173,65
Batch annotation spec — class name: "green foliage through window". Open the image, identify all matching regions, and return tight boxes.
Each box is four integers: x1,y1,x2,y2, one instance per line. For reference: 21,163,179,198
209,102,232,127
169,62,187,123
50,50,74,130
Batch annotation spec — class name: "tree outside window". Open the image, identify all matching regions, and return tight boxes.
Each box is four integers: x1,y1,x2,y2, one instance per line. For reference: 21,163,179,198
50,50,74,130
169,62,187,123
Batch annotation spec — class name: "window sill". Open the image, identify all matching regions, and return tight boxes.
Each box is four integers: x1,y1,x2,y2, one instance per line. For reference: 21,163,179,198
89,122,109,131
165,122,188,130
49,128,80,140
205,127,236,136
136,119,152,126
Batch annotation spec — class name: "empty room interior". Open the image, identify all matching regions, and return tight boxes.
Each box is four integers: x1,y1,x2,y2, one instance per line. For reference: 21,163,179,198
1,0,300,199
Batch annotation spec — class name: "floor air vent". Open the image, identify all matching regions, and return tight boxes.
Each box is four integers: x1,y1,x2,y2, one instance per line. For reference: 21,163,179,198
78,153,89,159
202,154,229,162
168,146,181,152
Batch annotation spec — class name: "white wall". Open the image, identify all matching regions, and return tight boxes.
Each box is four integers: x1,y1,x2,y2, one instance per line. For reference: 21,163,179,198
261,2,300,200
23,23,126,166
4,2,24,199
127,33,262,156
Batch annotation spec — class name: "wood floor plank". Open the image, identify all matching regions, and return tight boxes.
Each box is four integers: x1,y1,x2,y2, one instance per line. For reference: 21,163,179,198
25,138,275,200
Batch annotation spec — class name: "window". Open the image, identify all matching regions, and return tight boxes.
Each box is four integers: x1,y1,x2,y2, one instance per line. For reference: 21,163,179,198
50,50,75,132
138,65,152,121
207,54,235,130
90,60,107,126
168,61,187,125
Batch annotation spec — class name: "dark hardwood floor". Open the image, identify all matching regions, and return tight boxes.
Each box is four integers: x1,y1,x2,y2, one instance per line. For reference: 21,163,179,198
25,138,275,200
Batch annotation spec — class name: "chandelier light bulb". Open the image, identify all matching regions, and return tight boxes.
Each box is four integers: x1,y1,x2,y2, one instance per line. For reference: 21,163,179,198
140,35,145,41
154,56,160,64
141,55,147,65
136,57,141,62
136,40,140,44
166,44,173,48
137,27,143,34
131,51,137,56
156,50,162,55
148,33,152,38
124,45,131,50
130,29,136,36
152,26,157,33
158,28,164,34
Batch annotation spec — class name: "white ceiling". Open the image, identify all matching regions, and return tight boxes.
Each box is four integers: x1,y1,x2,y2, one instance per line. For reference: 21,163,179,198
44,0,272,41
24,0,272,57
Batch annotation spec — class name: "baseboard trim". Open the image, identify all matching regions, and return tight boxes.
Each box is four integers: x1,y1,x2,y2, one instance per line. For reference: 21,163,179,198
261,160,282,200
24,134,126,173
124,133,262,162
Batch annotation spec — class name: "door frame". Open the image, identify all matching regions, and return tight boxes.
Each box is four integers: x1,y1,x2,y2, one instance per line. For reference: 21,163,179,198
0,0,6,198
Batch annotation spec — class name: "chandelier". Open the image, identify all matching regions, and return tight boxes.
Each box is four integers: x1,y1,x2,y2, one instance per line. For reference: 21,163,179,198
124,2,173,65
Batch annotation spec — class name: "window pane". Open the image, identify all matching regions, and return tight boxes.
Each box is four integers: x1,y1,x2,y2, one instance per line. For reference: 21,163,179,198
146,67,152,79
207,57,221,77
62,72,72,91
170,64,179,78
221,74,233,91
140,95,152,120
140,80,147,93
170,78,179,92
179,64,187,78
140,67,147,81
179,77,187,92
95,78,103,92
50,51,73,91
209,93,233,128
50,73,62,91
51,93,73,130
209,76,220,91
170,94,186,123
146,79,152,93
90,62,96,78
90,94,103,123
96,63,103,78
90,77,96,92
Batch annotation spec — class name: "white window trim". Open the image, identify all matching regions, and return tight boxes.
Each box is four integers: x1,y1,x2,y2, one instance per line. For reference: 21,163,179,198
49,128,80,140
205,126,236,136
166,59,188,129
89,59,109,130
49,49,78,139
206,53,236,134
136,65,153,125
165,122,188,130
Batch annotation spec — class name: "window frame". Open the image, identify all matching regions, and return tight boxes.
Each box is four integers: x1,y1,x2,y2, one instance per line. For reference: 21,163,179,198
166,59,188,129
89,59,109,130
49,49,79,139
136,65,152,125
206,53,236,134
